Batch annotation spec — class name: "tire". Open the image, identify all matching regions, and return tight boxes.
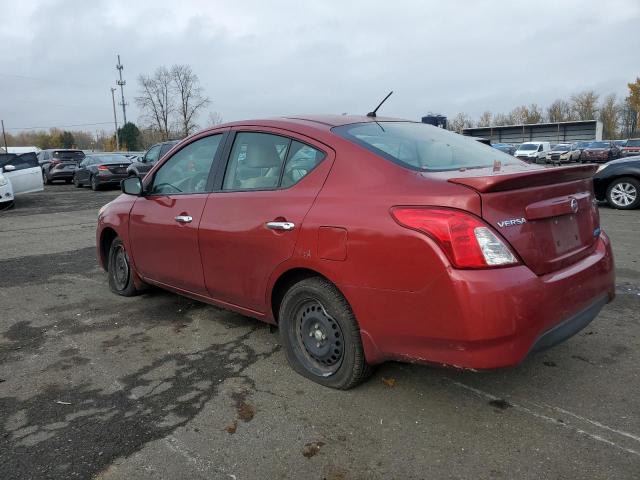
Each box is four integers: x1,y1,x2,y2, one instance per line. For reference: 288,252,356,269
73,175,83,188
279,277,372,389
43,170,51,185
606,177,640,210
107,237,139,296
90,175,101,191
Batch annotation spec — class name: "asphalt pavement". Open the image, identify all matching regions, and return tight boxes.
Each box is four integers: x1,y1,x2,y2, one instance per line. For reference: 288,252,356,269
0,184,638,480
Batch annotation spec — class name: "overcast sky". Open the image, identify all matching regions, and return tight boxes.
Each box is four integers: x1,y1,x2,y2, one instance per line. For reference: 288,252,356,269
1,0,639,134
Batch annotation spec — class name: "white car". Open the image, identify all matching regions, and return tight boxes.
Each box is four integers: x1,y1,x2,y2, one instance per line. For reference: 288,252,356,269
546,143,581,164
514,141,551,163
0,152,44,204
0,172,15,209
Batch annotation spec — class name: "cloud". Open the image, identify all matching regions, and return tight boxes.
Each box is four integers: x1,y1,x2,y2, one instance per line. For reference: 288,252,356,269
1,0,638,133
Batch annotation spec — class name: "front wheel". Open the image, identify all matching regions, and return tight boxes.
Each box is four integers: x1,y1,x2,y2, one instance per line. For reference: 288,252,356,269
279,277,372,389
73,175,83,188
107,237,140,296
606,177,640,210
90,175,101,191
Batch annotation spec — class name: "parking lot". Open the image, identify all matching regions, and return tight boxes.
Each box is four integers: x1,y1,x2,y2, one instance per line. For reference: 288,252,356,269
0,185,638,479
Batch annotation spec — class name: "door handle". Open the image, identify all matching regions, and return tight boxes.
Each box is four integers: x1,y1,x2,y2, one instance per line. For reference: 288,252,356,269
175,215,193,224
266,221,295,231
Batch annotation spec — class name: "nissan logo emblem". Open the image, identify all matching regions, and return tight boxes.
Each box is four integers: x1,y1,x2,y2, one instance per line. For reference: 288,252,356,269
570,198,579,213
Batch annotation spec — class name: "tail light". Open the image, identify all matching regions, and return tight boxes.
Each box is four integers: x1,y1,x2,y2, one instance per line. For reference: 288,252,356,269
97,165,110,175
390,207,519,269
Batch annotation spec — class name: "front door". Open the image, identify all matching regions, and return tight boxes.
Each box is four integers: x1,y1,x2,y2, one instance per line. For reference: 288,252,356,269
129,133,225,294
1,153,43,194
199,129,334,312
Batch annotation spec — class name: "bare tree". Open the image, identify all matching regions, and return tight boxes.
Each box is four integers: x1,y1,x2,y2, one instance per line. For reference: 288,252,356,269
619,97,638,138
599,94,620,139
547,99,573,123
136,66,174,140
570,90,600,121
448,113,474,133
171,65,211,137
206,111,223,127
493,113,512,126
477,111,493,127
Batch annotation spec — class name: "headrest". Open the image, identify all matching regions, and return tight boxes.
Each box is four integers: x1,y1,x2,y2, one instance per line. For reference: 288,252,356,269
244,138,282,168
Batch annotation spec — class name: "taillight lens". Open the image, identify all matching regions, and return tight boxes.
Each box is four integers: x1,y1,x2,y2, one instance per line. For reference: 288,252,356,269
390,207,519,269
97,165,109,171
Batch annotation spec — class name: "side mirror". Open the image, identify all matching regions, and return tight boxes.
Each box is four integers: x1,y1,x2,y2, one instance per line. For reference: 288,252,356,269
121,176,143,196
3,164,16,172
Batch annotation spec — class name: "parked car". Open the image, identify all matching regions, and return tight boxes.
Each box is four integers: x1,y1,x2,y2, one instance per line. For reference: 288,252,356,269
514,141,551,163
580,141,621,163
97,116,615,389
620,138,640,157
613,139,627,149
74,153,132,191
546,143,581,164
0,172,15,209
492,143,516,155
126,140,179,178
38,149,86,184
575,140,592,158
593,155,640,209
0,152,44,202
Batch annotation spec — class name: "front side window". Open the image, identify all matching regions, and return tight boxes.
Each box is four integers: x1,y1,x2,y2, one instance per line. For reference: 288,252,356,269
223,132,290,190
334,122,516,171
0,153,39,170
150,135,222,195
144,145,161,164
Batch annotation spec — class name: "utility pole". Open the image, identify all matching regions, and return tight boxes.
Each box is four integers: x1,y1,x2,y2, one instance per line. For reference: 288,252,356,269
1,120,8,154
116,54,128,125
110,87,120,151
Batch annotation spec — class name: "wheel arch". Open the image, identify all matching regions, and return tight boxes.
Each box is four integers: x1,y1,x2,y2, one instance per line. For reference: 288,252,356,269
99,227,118,271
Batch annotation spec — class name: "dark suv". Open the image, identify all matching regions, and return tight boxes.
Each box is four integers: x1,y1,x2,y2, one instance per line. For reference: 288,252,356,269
39,149,86,184
126,140,179,177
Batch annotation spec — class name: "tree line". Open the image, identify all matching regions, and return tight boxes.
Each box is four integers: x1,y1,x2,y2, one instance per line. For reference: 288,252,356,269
447,78,640,139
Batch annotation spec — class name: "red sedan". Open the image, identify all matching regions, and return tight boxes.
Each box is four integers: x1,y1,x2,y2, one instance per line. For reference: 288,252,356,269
96,116,615,389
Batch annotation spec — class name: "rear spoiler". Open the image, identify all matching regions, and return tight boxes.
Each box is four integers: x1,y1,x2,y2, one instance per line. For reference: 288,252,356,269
448,165,598,193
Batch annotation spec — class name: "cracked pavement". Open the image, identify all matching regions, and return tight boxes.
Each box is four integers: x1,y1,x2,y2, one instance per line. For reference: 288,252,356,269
0,185,639,479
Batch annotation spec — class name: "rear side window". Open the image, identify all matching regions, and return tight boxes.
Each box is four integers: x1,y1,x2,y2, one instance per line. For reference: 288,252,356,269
333,122,515,171
281,141,324,188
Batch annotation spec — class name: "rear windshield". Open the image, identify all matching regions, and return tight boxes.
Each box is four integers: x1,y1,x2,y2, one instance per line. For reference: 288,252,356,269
53,150,85,160
89,154,131,164
589,142,609,148
332,122,516,171
627,139,640,147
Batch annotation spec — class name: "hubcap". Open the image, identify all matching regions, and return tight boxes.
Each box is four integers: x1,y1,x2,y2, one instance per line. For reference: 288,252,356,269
610,182,637,207
296,300,344,372
112,245,129,290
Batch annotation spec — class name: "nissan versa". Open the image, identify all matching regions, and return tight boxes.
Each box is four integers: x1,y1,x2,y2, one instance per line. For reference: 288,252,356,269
96,116,615,389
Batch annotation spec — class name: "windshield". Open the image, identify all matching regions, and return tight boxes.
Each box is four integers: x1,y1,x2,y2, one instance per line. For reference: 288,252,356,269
518,144,538,151
589,142,609,148
552,145,570,151
626,139,640,147
332,122,517,171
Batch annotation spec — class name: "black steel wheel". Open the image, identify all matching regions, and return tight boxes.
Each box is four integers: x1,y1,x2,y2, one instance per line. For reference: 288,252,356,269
107,237,139,296
279,277,372,389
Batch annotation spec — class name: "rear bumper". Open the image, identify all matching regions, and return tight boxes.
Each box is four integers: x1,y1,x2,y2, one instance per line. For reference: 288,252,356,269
345,233,615,368
49,170,75,179
95,173,128,185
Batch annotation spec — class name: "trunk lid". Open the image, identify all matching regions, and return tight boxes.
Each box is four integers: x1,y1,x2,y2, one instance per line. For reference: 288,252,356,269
449,165,601,275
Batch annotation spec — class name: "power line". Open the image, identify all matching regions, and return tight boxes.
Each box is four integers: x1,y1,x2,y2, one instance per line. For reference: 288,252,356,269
5,121,114,131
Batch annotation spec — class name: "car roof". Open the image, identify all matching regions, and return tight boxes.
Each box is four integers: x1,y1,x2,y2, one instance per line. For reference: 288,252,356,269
204,115,408,133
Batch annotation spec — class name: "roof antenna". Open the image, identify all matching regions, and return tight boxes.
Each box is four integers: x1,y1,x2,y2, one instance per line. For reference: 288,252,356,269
367,91,393,118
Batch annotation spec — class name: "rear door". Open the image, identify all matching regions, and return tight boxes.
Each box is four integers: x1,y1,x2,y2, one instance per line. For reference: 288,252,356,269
1,153,43,194
128,132,226,294
199,128,334,312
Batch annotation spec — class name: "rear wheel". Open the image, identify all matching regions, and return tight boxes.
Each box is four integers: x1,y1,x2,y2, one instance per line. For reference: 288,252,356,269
279,277,372,389
42,170,51,185
90,175,101,191
606,177,640,210
107,237,139,296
